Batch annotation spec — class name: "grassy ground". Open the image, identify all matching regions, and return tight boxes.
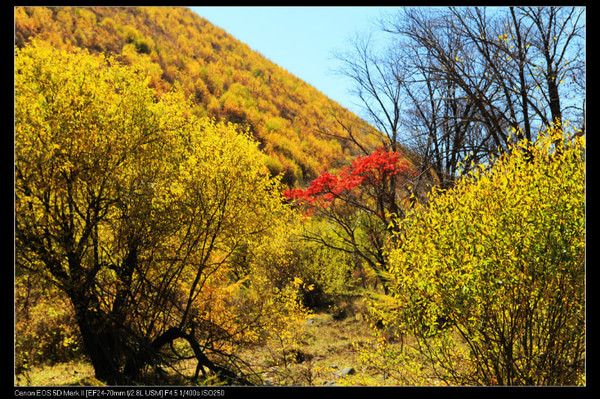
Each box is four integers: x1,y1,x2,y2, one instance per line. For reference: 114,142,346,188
238,311,381,386
15,361,100,386
14,303,404,386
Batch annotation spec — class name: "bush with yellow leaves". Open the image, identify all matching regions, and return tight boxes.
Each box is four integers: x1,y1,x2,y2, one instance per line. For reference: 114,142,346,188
251,215,358,310
15,276,83,379
376,128,585,385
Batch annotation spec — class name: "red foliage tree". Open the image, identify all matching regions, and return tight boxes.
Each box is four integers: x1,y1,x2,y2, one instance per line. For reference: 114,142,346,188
284,149,412,206
284,149,416,294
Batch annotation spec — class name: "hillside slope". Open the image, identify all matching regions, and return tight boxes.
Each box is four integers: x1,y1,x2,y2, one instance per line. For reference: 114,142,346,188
15,6,383,185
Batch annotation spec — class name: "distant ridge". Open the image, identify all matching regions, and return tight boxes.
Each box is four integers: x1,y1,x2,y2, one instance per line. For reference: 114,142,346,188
15,6,384,186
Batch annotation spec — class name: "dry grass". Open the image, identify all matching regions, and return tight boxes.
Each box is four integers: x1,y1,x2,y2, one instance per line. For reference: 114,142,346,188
234,307,391,386
15,361,100,386
14,301,407,387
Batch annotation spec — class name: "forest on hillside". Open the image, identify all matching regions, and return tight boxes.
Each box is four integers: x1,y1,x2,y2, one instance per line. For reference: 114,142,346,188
14,6,585,388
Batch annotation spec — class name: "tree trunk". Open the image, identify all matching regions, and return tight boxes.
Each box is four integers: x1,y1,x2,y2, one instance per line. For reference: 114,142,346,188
71,294,125,384
123,326,251,385
547,73,562,127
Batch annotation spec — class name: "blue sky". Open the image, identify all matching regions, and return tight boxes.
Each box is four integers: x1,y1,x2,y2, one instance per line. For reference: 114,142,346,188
191,7,403,117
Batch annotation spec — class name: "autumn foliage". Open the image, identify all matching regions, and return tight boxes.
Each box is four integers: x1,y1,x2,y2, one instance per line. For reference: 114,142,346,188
13,5,585,388
15,41,308,385
14,6,382,185
367,128,586,385
282,148,417,295
284,149,414,206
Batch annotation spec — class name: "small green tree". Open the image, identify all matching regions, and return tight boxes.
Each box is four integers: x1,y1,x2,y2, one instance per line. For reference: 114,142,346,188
379,127,585,385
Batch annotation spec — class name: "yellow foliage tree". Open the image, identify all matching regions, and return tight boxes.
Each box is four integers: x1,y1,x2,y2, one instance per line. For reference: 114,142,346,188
15,40,291,385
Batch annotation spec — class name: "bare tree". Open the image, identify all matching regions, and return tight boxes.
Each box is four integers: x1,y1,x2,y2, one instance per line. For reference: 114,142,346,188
520,6,585,129
337,6,585,188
